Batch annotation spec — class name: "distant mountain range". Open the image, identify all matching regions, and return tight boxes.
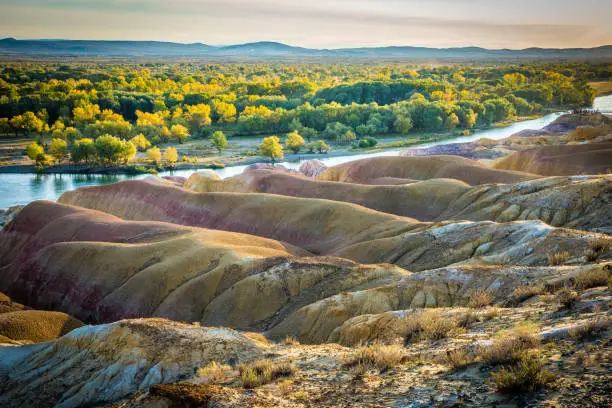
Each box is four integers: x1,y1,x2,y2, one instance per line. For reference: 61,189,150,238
1,38,611,60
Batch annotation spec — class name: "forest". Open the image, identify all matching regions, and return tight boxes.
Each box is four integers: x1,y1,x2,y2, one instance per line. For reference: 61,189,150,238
0,62,608,166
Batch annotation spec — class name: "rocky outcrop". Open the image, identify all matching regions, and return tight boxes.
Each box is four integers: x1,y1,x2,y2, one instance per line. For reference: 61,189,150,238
0,319,265,408
494,141,612,176
317,155,536,185
267,264,574,343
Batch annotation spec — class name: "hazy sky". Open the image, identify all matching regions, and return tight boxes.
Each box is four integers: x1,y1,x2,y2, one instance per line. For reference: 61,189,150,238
0,0,610,49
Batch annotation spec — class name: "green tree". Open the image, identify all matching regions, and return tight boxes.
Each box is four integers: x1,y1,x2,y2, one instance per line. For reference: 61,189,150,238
315,139,330,153
259,136,284,162
211,131,228,153
70,138,96,164
49,138,69,164
95,134,134,165
285,131,305,154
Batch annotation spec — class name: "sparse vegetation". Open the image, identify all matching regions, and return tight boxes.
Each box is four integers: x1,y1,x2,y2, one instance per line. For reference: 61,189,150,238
575,267,610,290
481,323,540,365
583,238,610,263
444,347,476,369
555,287,579,309
197,361,232,385
468,289,494,308
548,251,570,266
491,354,555,393
238,359,295,389
342,344,407,372
507,285,546,306
404,310,464,342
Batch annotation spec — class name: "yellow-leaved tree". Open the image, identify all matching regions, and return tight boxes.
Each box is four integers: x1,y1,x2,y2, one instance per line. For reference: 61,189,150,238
259,136,283,163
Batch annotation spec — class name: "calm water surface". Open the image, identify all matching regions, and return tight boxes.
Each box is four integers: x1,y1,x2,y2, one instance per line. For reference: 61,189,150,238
1,95,610,209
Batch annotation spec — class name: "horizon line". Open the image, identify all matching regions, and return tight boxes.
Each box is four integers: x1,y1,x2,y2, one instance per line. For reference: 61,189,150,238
2,37,611,52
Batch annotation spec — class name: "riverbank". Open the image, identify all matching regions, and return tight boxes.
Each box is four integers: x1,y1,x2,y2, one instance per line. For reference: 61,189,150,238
0,115,549,175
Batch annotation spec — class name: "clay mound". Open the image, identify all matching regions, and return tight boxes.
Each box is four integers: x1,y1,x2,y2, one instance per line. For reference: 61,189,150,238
0,292,26,315
58,180,608,271
0,200,406,326
183,170,612,231
317,155,536,185
183,170,222,191
0,318,265,408
494,141,612,176
184,169,470,221
0,310,84,343
59,180,422,257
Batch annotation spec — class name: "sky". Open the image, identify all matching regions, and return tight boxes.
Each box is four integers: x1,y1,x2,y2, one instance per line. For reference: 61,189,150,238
0,0,610,49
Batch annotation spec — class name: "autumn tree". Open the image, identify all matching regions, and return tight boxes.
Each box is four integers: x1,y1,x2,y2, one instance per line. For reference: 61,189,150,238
26,142,45,164
170,124,190,144
147,147,162,165
259,136,283,162
285,131,305,154
130,133,151,151
164,147,179,166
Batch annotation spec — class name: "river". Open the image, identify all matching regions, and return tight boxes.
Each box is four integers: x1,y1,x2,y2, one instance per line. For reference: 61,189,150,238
1,95,611,209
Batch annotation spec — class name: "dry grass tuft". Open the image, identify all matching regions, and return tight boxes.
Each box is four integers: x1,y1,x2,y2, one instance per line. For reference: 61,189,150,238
555,287,579,309
584,238,610,262
342,344,407,372
280,335,300,346
404,310,464,343
507,285,546,306
569,316,610,340
468,289,494,308
444,347,476,370
548,251,570,266
575,267,610,290
491,353,555,393
481,323,540,365
197,361,233,385
238,359,296,389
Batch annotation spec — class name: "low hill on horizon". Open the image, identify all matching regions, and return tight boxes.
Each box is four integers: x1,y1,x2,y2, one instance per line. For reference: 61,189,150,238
1,38,611,60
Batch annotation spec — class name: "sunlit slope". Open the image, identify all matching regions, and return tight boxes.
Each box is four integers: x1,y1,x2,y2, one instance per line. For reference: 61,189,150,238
494,142,612,176
0,201,406,326
185,170,612,232
58,180,607,271
317,155,537,185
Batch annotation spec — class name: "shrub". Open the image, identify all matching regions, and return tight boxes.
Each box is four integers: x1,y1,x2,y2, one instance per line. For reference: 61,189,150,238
280,335,300,346
358,137,378,148
468,289,494,308
584,238,610,263
575,267,610,290
491,354,555,393
569,316,610,340
444,347,476,369
238,359,295,389
404,310,463,343
342,344,406,372
507,285,545,306
197,361,232,384
555,287,579,309
481,323,540,365
548,251,569,266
